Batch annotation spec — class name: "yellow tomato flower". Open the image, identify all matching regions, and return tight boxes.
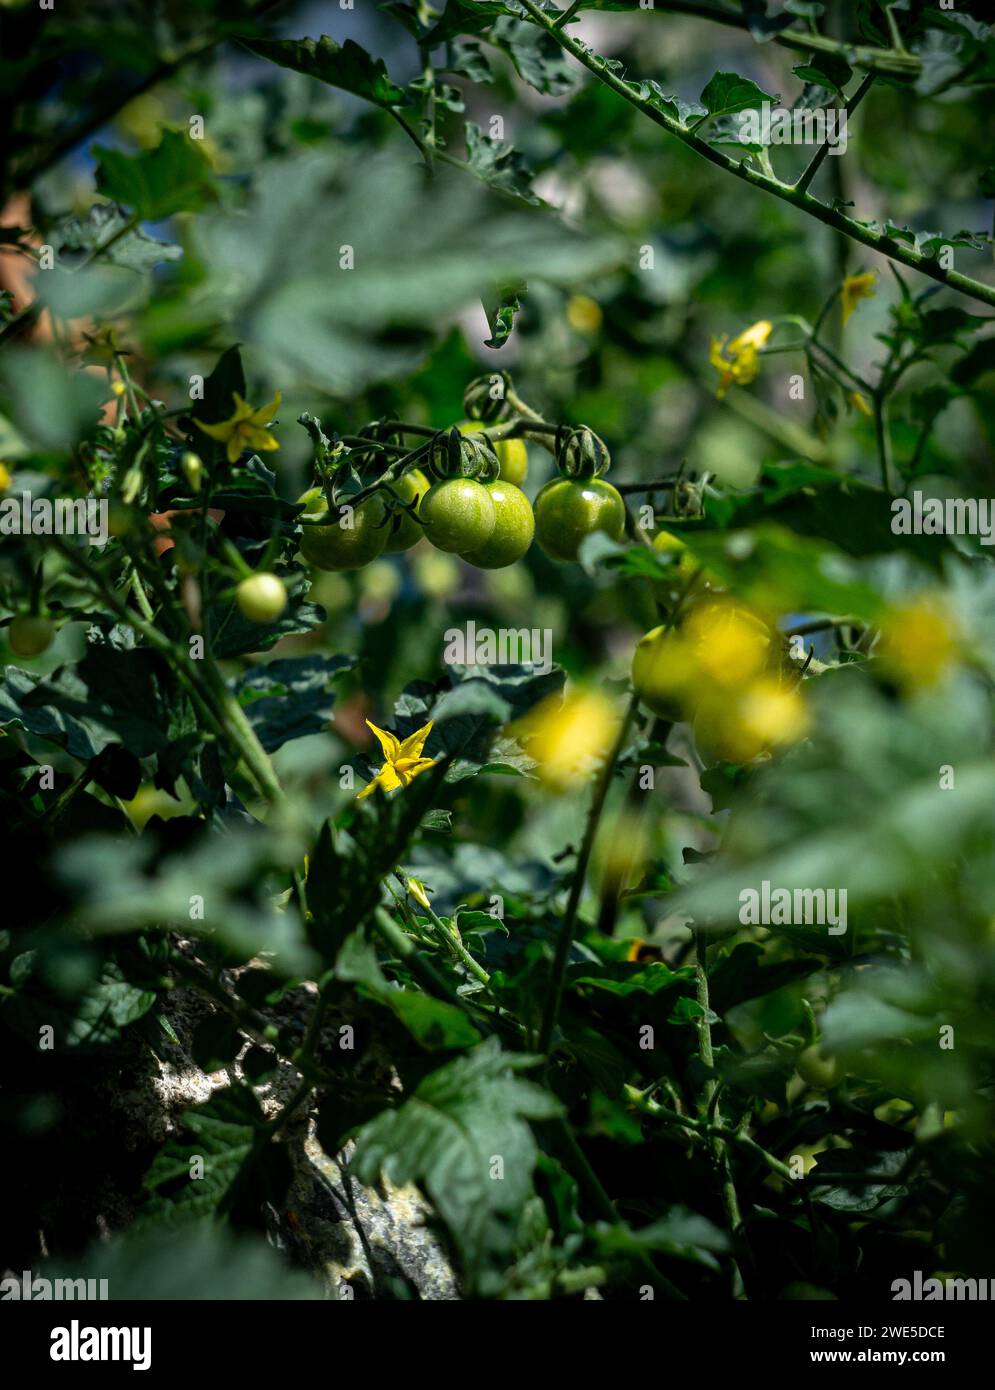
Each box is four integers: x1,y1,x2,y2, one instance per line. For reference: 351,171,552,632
357,718,437,799
523,688,619,791
709,320,772,398
841,272,876,327
0,462,12,492
196,391,282,465
877,598,958,690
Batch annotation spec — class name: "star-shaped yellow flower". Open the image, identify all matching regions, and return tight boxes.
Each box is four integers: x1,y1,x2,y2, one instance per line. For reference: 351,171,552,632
195,391,282,464
357,719,437,799
841,272,876,327
709,319,773,398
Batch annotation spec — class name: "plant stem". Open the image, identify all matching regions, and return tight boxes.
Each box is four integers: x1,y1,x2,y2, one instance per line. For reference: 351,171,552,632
692,927,749,1295
514,0,995,310
537,691,638,1056
795,73,875,196
636,1,921,76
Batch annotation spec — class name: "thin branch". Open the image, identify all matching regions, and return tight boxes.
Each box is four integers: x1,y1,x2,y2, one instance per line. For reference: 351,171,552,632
514,0,995,310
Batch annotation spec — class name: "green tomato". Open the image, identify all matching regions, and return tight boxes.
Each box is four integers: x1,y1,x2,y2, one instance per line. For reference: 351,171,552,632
236,572,287,623
384,468,430,553
419,478,495,554
534,477,625,562
298,486,388,571
796,1044,842,1090
631,624,687,722
460,481,534,569
458,420,528,486
7,614,55,657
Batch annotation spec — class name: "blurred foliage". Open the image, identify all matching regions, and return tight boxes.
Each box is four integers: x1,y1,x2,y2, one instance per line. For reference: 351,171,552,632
1,0,995,1302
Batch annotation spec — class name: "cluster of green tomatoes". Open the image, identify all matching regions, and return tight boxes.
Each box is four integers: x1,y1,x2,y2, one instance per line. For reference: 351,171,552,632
237,394,627,621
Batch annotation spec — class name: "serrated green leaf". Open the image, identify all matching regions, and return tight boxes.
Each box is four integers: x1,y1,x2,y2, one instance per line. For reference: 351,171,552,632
350,1038,562,1286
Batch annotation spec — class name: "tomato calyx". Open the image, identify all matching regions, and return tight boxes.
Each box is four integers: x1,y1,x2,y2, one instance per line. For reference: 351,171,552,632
554,425,611,480
429,426,499,483
463,372,511,424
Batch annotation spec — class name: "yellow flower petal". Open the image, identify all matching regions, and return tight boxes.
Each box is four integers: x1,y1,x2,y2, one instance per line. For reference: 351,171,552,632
841,272,876,327
248,391,282,426
396,719,434,761
366,720,400,761
357,763,403,799
243,426,279,453
729,319,773,353
195,417,235,443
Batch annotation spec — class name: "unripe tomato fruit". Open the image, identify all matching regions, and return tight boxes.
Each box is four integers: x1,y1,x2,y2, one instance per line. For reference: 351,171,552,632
419,478,495,554
297,487,388,571
7,614,55,657
534,477,625,562
796,1044,842,1090
236,572,287,623
631,624,688,722
460,481,534,569
458,421,528,486
384,468,430,553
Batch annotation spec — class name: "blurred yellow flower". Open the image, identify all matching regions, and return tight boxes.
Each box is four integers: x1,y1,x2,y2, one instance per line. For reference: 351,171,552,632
877,598,958,690
841,272,876,327
0,462,12,492
523,688,619,791
407,877,433,911
848,390,873,418
196,391,281,465
709,320,772,398
357,719,437,799
566,294,603,335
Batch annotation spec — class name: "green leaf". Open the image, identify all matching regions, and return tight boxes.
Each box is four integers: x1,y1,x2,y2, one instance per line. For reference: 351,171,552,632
42,1225,322,1299
1,628,176,761
464,122,541,206
596,1207,729,1268
699,71,779,122
335,929,482,1051
49,203,182,273
350,1038,562,1286
140,1085,290,1227
234,653,355,753
2,953,156,1051
239,35,409,107
809,1146,911,1213
491,17,580,97
482,280,526,349
793,52,853,97
93,129,216,221
0,347,107,451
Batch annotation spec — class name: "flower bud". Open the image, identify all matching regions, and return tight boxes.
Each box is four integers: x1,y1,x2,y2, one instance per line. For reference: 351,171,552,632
180,451,203,493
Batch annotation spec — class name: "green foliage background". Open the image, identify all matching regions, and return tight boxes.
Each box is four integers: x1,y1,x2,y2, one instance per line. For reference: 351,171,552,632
2,0,994,1300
